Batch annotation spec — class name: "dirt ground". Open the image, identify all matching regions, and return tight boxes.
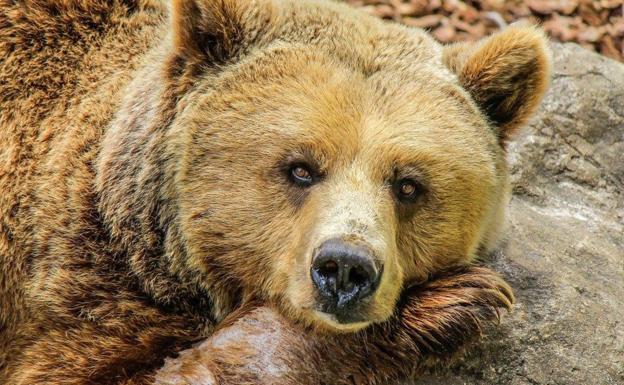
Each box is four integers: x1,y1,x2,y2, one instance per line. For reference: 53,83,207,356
347,0,624,62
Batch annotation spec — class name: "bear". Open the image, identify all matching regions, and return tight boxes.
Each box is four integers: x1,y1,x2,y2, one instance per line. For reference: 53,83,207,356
0,0,550,384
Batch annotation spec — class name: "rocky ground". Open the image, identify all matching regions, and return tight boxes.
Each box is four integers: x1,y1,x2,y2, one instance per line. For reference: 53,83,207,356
410,42,624,385
347,0,624,62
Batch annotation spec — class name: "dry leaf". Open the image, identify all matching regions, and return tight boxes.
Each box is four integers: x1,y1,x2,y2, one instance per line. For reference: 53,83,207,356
527,0,579,15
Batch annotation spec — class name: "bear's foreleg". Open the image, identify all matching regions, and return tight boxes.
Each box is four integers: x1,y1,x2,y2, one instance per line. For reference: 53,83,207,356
154,266,514,385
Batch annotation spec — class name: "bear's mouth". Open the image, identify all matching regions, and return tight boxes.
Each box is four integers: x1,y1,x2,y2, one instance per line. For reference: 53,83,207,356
315,298,371,324
332,311,368,325
313,309,372,330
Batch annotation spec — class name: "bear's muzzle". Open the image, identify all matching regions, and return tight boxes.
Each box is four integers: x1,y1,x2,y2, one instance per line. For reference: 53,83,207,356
310,238,383,323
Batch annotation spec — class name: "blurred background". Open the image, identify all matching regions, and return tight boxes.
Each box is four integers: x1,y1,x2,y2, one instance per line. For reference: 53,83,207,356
346,0,624,62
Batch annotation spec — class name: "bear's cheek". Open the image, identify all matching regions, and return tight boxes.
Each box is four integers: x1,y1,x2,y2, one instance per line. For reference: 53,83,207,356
270,202,325,314
394,167,501,280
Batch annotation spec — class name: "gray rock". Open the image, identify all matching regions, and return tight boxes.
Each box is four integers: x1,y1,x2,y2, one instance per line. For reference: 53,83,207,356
414,43,624,385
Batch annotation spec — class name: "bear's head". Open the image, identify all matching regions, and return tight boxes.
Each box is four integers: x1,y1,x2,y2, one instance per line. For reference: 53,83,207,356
98,0,550,332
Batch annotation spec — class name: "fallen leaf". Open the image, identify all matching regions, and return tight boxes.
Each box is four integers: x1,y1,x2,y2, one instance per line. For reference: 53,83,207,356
432,22,457,42
527,0,579,15
403,14,445,29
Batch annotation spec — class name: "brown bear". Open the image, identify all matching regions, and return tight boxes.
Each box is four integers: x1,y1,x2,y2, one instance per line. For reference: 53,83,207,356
0,0,550,384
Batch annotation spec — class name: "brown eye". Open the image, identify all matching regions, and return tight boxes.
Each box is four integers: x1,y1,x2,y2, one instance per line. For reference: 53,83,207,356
396,179,422,202
290,165,313,186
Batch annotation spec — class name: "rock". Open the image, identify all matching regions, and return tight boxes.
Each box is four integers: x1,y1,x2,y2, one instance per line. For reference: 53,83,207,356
413,43,624,385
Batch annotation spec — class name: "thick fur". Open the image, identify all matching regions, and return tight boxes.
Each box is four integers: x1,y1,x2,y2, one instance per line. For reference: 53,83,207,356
0,0,549,383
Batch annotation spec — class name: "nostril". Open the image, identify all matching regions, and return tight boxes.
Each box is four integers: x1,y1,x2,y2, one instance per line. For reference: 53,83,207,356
311,258,340,298
348,265,369,287
319,260,338,277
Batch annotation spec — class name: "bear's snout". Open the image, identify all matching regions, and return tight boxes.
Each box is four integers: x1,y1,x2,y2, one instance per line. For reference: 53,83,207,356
310,238,382,323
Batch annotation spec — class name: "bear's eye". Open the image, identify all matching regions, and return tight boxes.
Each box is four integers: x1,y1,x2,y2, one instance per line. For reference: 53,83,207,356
395,178,424,202
289,164,314,187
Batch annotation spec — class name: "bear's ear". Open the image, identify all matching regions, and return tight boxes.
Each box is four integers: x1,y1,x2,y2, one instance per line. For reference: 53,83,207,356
170,0,275,64
443,26,551,145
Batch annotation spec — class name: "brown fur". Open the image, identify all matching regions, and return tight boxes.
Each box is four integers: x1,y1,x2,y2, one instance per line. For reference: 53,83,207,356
0,0,549,383
443,25,551,144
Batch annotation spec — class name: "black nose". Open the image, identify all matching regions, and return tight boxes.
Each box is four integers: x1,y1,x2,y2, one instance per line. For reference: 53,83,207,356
311,239,381,313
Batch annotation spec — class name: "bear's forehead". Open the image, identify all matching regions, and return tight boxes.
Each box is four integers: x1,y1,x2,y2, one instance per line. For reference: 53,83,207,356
208,43,488,150
193,56,495,179
188,17,499,172
277,0,443,66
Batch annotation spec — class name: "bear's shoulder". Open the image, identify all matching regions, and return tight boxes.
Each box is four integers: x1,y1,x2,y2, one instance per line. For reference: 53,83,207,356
0,0,165,109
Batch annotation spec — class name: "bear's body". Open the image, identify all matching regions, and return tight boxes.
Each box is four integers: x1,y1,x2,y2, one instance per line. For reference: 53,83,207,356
0,0,549,384
0,2,202,383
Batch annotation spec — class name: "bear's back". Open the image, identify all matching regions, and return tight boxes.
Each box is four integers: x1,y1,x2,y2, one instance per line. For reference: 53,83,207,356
0,1,166,377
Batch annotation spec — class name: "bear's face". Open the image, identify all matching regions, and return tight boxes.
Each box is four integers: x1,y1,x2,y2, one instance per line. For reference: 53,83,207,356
166,0,550,331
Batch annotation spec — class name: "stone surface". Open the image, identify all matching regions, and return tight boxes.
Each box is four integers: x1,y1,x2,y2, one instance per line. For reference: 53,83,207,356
414,43,624,385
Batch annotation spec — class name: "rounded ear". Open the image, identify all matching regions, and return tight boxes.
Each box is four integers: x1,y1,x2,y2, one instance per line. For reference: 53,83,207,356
443,26,552,145
170,0,277,64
